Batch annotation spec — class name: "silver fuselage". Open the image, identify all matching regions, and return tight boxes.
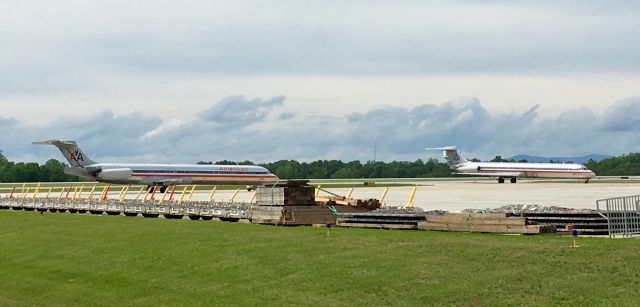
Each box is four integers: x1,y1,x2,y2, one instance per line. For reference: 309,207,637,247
454,161,596,179
67,163,279,186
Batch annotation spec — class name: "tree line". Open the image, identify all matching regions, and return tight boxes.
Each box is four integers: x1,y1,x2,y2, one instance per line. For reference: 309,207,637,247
200,159,452,179
0,151,78,183
584,153,640,176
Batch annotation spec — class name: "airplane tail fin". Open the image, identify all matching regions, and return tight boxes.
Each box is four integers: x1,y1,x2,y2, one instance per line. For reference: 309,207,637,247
425,146,466,167
33,140,96,167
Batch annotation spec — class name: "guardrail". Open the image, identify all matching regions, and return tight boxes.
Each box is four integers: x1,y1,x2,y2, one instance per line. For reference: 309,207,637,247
596,195,640,238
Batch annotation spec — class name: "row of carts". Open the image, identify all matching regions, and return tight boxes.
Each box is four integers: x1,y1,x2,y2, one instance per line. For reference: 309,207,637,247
0,183,253,222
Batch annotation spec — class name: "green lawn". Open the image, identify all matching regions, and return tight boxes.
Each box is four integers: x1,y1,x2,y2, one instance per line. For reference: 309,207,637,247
1,210,639,306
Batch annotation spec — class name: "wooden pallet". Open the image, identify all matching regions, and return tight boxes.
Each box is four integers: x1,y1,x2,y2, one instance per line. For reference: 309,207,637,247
337,222,417,230
418,213,555,234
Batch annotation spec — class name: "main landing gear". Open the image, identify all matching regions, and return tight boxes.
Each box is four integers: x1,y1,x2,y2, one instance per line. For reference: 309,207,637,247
147,186,168,193
497,177,517,184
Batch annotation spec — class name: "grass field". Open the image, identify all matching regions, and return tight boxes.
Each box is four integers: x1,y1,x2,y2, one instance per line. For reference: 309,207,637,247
1,210,639,306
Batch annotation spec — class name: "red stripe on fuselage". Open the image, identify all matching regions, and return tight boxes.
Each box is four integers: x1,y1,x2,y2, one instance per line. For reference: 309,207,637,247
131,173,275,179
478,169,592,174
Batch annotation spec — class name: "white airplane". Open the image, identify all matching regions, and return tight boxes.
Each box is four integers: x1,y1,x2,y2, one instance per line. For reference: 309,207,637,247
34,140,279,191
427,146,596,183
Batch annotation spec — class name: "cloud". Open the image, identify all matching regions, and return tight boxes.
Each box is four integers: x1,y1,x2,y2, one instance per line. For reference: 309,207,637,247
0,116,18,127
0,111,162,162
4,95,640,164
601,97,640,132
278,112,296,121
198,95,285,129
2,0,640,102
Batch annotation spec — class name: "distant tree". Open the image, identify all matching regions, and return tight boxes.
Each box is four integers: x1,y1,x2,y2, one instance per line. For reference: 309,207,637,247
490,156,507,162
273,160,302,179
215,160,238,165
490,155,517,162
12,162,41,182
0,151,11,182
331,167,359,179
430,163,452,177
40,159,67,182
584,153,640,176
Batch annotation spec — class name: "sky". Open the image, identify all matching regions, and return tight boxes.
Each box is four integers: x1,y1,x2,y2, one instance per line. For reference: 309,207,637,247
1,0,639,163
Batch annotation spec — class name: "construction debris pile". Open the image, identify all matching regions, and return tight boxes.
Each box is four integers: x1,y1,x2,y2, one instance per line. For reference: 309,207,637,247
316,195,381,210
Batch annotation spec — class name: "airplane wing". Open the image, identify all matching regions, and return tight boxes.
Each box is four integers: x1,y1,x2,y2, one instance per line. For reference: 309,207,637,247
457,172,523,178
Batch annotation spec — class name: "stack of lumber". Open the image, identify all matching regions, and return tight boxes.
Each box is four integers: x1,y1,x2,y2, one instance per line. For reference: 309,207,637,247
250,205,367,225
255,186,316,206
336,210,426,229
522,211,608,235
418,213,555,234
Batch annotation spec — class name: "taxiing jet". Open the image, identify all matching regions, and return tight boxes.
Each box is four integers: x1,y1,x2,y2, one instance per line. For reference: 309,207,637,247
34,140,279,191
427,146,595,183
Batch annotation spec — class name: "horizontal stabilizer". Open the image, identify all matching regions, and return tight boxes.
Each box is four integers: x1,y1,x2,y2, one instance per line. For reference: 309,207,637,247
425,146,457,151
33,140,78,146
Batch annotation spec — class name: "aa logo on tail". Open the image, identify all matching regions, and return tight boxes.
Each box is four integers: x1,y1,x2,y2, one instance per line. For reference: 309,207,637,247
66,149,84,162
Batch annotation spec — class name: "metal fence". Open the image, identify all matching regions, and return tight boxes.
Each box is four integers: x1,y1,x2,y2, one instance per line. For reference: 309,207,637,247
596,195,640,238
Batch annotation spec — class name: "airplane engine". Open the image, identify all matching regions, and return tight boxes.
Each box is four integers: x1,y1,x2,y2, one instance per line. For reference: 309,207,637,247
97,168,133,181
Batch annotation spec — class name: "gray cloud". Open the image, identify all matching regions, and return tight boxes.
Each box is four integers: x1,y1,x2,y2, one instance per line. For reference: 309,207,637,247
2,1,640,98
0,111,162,162
0,116,17,127
198,95,284,129
601,97,640,132
278,112,296,121
4,95,640,164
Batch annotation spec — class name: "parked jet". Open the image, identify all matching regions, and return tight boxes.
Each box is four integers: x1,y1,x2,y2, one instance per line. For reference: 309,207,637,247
426,146,595,183
34,140,279,191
